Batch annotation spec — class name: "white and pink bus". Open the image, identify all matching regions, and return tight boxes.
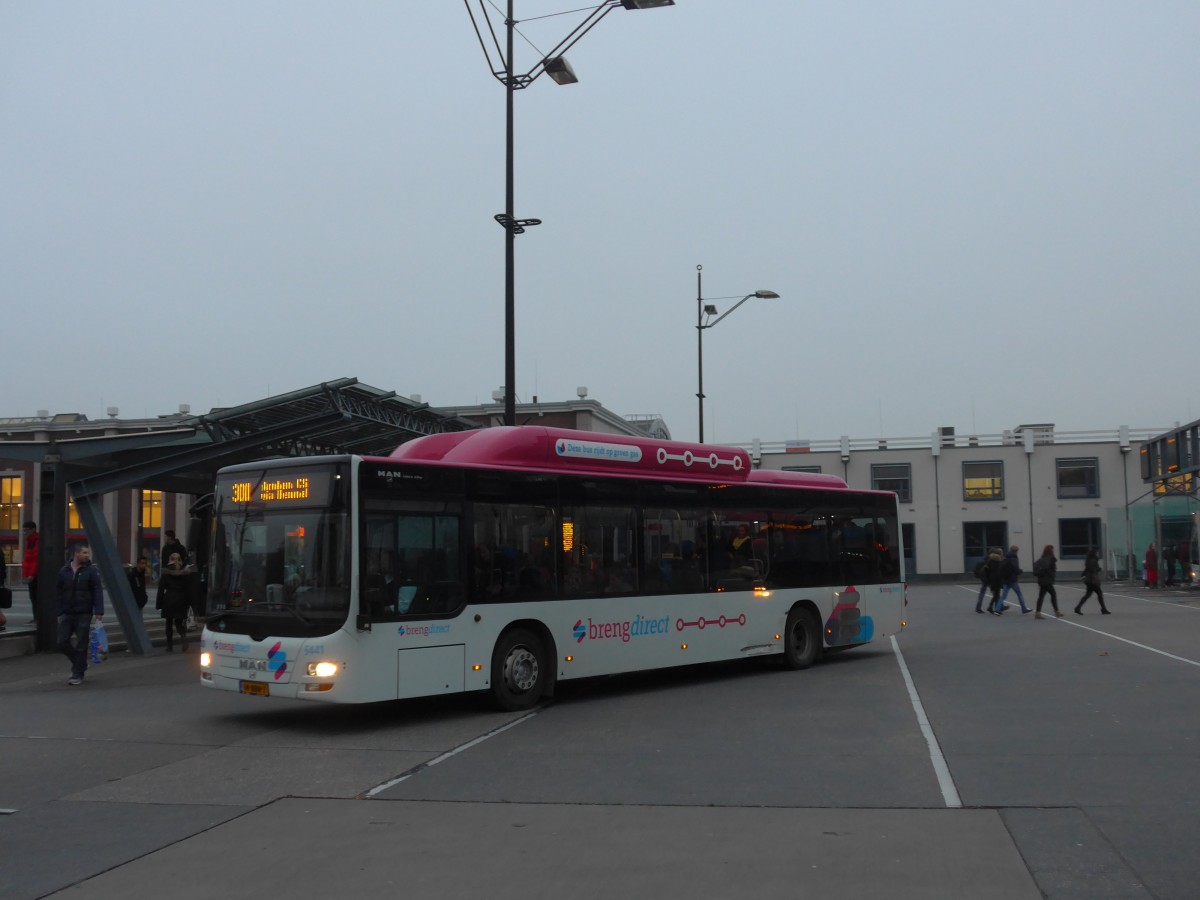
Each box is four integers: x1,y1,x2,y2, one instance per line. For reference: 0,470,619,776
199,426,905,709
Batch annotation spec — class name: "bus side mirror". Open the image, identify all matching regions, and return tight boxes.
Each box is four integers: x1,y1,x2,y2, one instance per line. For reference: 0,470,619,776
356,615,372,632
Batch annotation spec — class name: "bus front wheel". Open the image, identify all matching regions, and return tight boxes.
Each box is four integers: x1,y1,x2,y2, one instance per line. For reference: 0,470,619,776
491,628,546,711
783,608,820,670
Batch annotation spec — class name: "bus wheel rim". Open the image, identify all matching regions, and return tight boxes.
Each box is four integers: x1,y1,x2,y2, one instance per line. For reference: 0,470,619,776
791,621,806,654
505,648,538,692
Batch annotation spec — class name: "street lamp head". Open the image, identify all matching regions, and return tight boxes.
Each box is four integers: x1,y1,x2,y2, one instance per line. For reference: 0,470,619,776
544,56,579,86
703,304,719,316
620,0,675,9
755,290,780,299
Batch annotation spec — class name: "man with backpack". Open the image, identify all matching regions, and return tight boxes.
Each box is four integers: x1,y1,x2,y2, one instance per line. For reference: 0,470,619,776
998,545,1031,614
974,548,1004,614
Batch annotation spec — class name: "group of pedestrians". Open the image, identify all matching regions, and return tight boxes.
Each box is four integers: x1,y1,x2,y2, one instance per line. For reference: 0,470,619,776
1142,541,1191,588
974,545,1032,615
14,523,196,686
975,544,1109,618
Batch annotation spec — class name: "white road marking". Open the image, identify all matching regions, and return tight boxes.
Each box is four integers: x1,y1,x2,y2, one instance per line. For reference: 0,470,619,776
891,635,961,809
955,584,1200,667
364,710,540,797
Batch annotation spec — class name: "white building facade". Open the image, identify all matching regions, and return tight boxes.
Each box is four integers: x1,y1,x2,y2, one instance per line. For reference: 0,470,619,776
749,425,1181,579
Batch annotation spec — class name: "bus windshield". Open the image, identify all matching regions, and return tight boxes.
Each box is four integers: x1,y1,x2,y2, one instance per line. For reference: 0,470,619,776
207,464,351,638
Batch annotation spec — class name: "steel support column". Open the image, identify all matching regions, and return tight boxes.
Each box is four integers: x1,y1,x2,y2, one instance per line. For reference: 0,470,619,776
71,491,154,655
34,459,67,652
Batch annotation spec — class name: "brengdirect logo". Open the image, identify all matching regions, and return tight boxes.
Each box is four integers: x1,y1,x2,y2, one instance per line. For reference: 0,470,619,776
573,615,671,644
213,640,252,653
398,624,452,637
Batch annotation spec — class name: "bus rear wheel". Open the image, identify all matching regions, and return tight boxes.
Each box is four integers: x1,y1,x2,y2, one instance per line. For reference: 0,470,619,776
783,608,820,670
491,628,546,711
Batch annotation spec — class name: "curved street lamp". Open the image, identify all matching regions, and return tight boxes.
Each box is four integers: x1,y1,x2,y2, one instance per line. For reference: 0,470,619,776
464,0,675,426
695,264,780,443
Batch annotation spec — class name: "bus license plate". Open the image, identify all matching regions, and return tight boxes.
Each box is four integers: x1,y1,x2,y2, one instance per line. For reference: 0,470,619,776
241,681,269,696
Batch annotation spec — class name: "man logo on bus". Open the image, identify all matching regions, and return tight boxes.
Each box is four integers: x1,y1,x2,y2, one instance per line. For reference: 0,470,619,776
267,641,287,680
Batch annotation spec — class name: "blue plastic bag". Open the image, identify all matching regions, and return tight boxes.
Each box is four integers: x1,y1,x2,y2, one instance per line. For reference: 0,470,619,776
89,621,109,663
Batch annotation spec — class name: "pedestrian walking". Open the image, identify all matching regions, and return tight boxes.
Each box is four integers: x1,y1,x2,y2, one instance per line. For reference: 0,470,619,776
1145,543,1158,588
982,548,1006,615
55,542,104,685
127,557,149,610
1032,544,1062,618
998,545,1031,613
973,551,994,613
156,551,191,652
1164,543,1177,586
1075,548,1110,614
161,530,187,571
0,560,9,632
22,520,40,624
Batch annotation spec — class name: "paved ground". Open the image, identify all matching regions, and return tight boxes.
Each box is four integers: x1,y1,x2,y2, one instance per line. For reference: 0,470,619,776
3,579,1198,898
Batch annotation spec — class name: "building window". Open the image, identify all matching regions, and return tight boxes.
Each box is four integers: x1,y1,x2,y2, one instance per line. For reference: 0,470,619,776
782,465,822,474
142,490,163,529
67,499,83,531
871,464,912,503
1057,458,1099,499
0,475,21,531
963,461,1003,500
1059,518,1101,559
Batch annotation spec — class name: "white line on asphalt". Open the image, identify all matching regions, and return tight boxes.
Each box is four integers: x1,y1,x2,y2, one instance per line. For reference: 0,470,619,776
1055,618,1200,666
364,710,540,798
955,584,1200,665
957,582,1200,610
1060,586,1200,610
891,634,962,809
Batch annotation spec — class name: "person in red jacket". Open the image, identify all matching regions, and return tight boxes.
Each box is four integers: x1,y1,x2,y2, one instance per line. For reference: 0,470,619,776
22,521,40,624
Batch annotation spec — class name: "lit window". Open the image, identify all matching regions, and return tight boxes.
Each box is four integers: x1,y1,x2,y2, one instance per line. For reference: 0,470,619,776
142,490,163,529
963,461,1003,501
0,476,21,531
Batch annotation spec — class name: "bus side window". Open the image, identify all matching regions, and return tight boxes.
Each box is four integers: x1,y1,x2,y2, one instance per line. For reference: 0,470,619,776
561,503,636,599
471,503,555,603
673,540,705,593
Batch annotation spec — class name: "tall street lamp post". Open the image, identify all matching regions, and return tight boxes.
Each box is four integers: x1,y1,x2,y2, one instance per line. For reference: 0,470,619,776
464,0,675,426
695,264,780,443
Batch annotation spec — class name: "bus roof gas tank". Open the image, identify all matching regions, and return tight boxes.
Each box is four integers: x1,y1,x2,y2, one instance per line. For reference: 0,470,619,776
391,426,756,483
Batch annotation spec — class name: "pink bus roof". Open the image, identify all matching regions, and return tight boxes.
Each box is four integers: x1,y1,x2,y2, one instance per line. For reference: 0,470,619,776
386,426,849,489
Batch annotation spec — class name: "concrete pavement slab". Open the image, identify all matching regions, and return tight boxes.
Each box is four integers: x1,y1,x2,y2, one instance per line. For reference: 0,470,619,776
0,801,251,900
45,800,1043,900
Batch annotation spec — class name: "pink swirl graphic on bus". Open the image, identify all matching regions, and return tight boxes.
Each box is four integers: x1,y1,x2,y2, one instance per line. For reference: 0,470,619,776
676,614,747,631
267,641,288,680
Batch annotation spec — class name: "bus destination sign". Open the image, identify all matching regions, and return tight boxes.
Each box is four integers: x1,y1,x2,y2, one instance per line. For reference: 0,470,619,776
223,472,331,506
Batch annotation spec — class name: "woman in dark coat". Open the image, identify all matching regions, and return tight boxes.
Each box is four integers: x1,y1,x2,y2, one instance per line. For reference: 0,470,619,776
1075,548,1110,615
984,548,1006,615
1032,544,1062,618
157,551,191,651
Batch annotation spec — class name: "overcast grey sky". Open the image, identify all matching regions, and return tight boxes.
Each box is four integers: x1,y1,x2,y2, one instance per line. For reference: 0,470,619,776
4,2,1198,444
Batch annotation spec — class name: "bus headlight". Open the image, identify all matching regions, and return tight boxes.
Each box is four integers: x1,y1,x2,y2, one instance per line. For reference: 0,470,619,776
307,661,339,678
200,651,212,667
